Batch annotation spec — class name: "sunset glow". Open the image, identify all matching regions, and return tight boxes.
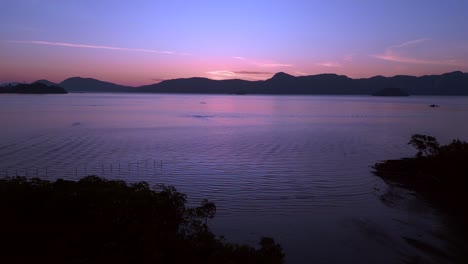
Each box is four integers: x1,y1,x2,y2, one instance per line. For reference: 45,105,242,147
1,0,467,86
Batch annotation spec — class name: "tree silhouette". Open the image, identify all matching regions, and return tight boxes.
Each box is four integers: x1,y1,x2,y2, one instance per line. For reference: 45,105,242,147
408,134,440,157
0,176,284,264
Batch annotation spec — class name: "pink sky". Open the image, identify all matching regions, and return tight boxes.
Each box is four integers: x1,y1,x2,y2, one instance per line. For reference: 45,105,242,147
1,1,467,86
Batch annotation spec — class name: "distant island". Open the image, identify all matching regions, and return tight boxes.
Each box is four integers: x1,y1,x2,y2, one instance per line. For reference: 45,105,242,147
372,87,409,96
0,82,67,94
4,71,468,95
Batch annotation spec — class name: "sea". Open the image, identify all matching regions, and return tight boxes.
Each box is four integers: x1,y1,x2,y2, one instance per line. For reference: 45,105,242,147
1,93,467,263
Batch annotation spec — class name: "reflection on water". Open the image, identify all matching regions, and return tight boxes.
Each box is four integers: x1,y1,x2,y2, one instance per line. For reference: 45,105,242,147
1,93,467,263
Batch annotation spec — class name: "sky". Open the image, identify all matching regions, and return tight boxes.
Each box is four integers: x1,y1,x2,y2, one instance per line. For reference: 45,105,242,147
1,0,467,86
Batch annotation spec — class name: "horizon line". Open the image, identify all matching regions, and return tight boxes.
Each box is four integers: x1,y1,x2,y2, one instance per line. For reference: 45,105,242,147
1,70,466,87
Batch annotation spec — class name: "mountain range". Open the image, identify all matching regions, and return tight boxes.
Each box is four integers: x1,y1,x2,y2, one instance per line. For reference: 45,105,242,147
14,71,468,95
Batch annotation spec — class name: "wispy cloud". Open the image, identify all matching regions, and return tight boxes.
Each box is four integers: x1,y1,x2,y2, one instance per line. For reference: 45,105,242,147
391,38,429,48
295,71,310,76
372,54,459,65
233,71,273,75
260,63,293,67
232,56,247,60
372,38,461,66
206,71,237,77
316,62,342,67
9,40,177,55
206,70,274,78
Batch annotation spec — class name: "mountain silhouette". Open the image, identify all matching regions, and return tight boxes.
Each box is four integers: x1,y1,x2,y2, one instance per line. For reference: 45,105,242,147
269,72,295,81
0,82,67,94
138,71,468,95
372,87,409,96
33,79,58,86
138,77,256,94
59,77,135,92
0,82,20,87
11,71,468,95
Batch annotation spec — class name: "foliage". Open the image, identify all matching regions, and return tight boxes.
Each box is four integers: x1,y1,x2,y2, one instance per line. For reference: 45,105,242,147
408,134,440,157
0,176,284,264
374,134,468,218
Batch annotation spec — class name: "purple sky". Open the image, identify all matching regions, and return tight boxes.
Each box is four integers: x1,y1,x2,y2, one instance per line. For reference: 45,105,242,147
1,0,467,86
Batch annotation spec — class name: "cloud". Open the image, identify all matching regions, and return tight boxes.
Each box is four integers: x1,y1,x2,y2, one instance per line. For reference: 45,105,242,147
295,71,310,76
372,38,461,66
372,54,459,65
232,56,247,60
259,63,293,67
391,38,430,48
206,70,274,78
9,40,176,55
206,71,237,77
151,78,166,82
316,62,342,67
233,71,273,75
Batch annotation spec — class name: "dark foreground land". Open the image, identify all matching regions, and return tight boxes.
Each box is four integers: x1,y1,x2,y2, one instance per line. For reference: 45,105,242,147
0,176,284,264
374,135,468,263
373,134,468,219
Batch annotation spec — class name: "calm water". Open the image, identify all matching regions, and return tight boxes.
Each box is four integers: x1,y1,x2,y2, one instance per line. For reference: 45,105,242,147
1,93,468,263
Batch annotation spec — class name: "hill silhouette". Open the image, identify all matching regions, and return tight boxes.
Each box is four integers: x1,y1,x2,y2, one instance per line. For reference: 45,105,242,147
11,71,468,95
60,77,135,92
138,77,257,94
138,71,468,95
372,87,409,96
33,79,58,86
0,82,67,94
0,82,20,87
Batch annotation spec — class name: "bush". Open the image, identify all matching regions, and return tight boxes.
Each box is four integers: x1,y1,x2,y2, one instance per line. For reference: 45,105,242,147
0,176,284,264
408,134,440,157
373,134,468,219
